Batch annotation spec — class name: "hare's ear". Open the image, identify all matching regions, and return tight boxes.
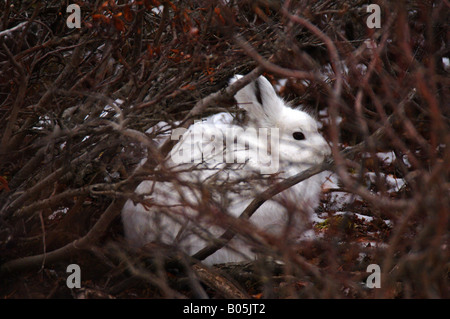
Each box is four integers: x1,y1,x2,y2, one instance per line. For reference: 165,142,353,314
230,75,284,126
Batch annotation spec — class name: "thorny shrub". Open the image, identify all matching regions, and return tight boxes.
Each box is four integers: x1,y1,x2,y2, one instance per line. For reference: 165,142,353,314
0,0,448,298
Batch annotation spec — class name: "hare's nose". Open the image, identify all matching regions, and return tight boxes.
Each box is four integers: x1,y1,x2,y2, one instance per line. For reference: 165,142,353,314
317,147,331,161
310,136,331,159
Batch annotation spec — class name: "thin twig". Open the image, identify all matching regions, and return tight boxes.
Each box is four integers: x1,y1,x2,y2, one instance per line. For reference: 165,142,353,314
0,21,27,38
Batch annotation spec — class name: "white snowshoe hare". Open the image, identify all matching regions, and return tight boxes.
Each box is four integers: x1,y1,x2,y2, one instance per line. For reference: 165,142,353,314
122,74,330,265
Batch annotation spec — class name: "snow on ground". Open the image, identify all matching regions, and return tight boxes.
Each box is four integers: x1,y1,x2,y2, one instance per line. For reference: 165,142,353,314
365,172,406,193
317,160,396,248
318,108,343,127
100,99,124,118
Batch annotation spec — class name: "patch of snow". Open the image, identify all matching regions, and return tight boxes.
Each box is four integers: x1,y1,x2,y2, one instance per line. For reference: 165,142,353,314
402,154,411,168
356,63,367,74
100,99,123,118
366,172,406,193
376,151,396,165
354,213,374,222
33,115,51,130
48,207,69,220
275,78,287,92
328,192,361,210
318,108,342,126
152,5,164,14
443,57,449,71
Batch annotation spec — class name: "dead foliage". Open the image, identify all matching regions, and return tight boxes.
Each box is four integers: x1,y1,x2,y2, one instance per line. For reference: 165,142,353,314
0,0,448,298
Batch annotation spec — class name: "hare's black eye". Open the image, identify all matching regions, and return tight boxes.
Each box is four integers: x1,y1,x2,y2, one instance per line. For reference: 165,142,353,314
293,132,305,140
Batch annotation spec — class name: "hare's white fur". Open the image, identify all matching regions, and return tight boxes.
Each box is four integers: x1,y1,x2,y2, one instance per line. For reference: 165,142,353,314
122,75,330,264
